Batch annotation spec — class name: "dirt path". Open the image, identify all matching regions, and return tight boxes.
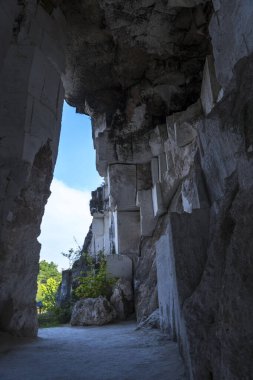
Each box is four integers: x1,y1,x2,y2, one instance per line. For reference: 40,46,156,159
0,322,186,380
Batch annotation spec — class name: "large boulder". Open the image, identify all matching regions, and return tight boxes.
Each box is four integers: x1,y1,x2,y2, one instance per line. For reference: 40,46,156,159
71,296,116,326
110,279,134,320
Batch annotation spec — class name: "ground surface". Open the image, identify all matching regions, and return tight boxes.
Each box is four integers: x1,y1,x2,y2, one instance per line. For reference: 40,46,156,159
0,322,186,380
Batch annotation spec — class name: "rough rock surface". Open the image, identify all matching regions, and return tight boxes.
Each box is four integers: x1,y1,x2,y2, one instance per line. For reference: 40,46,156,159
181,59,253,380
70,296,116,326
134,236,159,322
136,309,160,330
82,223,93,253
0,1,65,336
110,279,134,320
56,269,72,308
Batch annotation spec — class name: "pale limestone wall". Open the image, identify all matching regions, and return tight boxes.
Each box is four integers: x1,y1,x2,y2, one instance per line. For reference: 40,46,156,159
106,255,132,281
87,2,253,375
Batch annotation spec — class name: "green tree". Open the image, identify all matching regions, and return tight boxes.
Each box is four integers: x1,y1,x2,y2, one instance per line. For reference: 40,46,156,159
38,260,61,283
40,277,60,311
37,260,61,310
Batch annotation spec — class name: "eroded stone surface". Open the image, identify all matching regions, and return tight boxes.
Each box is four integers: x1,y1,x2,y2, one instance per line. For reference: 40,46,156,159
71,296,117,326
110,279,134,320
0,1,65,336
136,309,160,330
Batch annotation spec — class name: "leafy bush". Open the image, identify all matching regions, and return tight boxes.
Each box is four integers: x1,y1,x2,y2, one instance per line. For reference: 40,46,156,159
54,304,72,324
74,258,117,300
40,277,61,311
38,311,60,328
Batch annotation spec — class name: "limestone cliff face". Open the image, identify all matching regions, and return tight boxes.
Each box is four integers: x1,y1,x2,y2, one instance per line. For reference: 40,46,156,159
62,1,253,378
0,1,253,379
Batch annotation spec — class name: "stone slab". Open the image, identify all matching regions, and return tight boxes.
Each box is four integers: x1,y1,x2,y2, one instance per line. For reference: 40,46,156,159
108,164,137,211
156,209,210,374
115,211,140,256
106,254,132,281
92,217,104,236
137,189,156,237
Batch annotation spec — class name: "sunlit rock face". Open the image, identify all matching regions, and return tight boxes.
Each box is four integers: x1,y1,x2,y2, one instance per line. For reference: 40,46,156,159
1,1,253,379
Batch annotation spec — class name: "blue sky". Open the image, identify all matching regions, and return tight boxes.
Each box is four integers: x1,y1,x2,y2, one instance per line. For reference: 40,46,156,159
54,103,101,191
38,102,102,270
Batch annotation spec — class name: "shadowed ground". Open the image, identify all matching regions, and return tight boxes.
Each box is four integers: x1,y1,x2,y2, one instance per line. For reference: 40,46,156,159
0,322,186,380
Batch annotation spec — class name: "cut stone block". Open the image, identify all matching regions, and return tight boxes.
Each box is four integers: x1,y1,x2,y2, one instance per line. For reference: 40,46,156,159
156,209,210,369
106,254,132,281
90,213,112,256
90,234,104,255
103,213,111,254
137,189,156,237
92,215,104,236
115,211,140,257
137,163,152,191
108,164,137,211
95,131,116,176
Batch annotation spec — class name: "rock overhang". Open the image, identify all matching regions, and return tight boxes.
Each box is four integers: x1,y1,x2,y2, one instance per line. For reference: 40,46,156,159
61,0,213,118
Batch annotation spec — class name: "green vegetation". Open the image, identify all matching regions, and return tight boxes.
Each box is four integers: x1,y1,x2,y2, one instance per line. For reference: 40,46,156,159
37,311,61,328
74,254,117,300
37,260,62,327
37,260,61,310
37,252,117,327
40,277,60,311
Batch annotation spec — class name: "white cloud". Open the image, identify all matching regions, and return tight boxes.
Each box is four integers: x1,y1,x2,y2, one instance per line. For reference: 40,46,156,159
38,179,92,271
